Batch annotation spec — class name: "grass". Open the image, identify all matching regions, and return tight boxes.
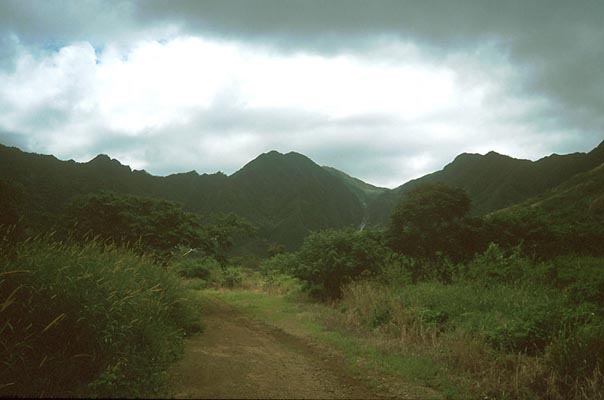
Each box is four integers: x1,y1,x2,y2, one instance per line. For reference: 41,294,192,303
0,237,203,398
209,289,445,398
206,268,604,400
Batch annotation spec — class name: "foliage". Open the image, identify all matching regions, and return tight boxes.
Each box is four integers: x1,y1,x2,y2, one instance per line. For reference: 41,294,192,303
387,183,476,261
172,252,222,280
340,274,602,399
284,229,391,300
198,213,256,266
258,253,303,295
0,237,202,398
65,192,206,260
64,193,255,264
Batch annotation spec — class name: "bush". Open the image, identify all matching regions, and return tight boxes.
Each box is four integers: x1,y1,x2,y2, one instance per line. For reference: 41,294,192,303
64,192,207,262
0,238,202,398
387,183,478,261
173,254,222,280
550,256,604,307
287,229,391,300
259,254,303,295
463,243,531,286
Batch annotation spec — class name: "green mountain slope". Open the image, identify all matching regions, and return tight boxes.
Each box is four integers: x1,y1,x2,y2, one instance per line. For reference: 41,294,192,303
499,160,604,224
0,145,364,250
367,141,604,225
216,151,365,247
322,166,388,206
2,140,603,250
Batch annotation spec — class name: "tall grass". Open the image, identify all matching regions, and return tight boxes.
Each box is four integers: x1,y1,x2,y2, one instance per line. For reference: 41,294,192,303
338,273,603,399
0,237,202,398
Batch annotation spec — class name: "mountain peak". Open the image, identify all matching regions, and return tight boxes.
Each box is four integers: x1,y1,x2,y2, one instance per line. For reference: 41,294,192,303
87,154,131,171
89,154,112,163
590,139,604,155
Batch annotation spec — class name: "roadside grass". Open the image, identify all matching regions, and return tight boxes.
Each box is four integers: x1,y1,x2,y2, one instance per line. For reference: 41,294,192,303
0,237,203,398
207,289,446,399
205,275,603,400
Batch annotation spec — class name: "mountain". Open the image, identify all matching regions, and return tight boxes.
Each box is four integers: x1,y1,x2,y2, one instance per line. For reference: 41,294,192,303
499,160,604,225
322,166,388,207
2,140,603,251
367,141,604,225
0,145,364,250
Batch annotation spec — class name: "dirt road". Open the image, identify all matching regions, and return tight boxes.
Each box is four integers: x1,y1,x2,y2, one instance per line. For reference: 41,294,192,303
169,294,380,399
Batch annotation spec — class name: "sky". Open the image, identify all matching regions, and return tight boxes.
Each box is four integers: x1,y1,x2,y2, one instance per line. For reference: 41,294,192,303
0,1,602,188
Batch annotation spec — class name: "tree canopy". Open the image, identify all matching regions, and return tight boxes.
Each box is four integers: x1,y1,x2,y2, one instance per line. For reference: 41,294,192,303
64,192,254,263
387,183,472,260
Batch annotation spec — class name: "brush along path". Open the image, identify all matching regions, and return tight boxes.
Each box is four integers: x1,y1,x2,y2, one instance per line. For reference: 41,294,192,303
170,293,380,399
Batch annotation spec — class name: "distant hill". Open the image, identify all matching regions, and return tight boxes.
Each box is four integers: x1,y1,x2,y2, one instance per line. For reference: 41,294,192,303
0,145,364,251
322,166,388,207
2,140,603,251
367,141,604,226
498,159,604,225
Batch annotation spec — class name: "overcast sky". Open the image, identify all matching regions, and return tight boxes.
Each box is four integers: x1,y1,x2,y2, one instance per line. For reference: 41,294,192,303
0,0,602,187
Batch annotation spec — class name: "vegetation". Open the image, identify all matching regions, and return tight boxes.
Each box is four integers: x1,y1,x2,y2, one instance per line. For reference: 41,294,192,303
236,180,604,399
1,141,604,398
387,183,474,261
0,236,202,398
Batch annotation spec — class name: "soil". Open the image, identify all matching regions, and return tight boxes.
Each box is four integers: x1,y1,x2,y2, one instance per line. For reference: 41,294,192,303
169,294,382,399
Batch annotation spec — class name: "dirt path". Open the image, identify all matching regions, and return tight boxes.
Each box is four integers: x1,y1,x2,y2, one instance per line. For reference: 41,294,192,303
169,294,380,399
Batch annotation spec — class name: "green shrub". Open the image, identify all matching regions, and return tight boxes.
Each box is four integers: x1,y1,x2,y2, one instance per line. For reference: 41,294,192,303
463,243,531,285
376,254,414,286
219,266,244,288
262,273,301,295
257,253,303,295
551,256,604,307
0,238,202,398
173,255,221,280
259,252,299,275
287,229,391,300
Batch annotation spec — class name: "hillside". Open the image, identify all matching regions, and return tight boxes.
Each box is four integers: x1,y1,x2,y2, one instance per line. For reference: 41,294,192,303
0,145,364,250
322,166,389,206
367,141,604,225
2,140,604,250
498,160,604,224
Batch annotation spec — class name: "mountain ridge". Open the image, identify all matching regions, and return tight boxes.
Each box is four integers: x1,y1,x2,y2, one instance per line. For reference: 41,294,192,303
2,141,603,251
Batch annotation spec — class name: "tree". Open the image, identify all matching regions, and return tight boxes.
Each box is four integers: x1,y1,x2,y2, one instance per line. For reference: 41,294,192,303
289,229,389,300
387,183,472,260
65,192,206,260
65,192,256,264
198,213,256,266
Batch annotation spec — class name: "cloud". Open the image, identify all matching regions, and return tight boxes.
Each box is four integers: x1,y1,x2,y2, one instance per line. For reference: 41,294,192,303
132,1,604,144
0,1,601,187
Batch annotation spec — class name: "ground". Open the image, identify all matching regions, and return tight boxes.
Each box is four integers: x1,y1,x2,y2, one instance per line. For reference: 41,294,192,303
169,293,382,399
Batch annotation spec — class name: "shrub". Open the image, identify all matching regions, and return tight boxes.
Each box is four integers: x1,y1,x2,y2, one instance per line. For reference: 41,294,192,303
0,237,202,398
173,254,221,280
287,229,391,300
375,254,414,287
551,256,604,307
258,254,303,295
463,243,530,286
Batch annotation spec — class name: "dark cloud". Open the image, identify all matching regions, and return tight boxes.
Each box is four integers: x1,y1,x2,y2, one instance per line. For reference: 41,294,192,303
2,1,602,131
132,0,604,134
0,0,602,186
